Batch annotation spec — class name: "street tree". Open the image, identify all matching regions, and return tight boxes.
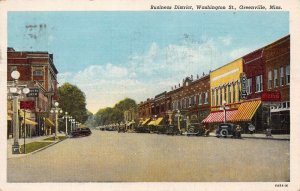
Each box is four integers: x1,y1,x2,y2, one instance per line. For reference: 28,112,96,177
58,83,88,125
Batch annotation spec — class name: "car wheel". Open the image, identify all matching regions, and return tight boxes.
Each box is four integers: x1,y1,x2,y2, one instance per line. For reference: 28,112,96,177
220,129,228,138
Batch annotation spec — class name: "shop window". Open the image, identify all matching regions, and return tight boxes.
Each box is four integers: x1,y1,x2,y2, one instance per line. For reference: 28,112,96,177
287,101,290,108
247,78,252,94
274,69,278,87
280,66,284,86
286,65,290,85
283,102,287,108
255,75,263,92
268,70,272,89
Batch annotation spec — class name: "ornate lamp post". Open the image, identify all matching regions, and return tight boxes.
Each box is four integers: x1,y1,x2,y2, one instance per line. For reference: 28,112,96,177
8,71,30,154
63,112,71,135
50,102,63,140
221,100,229,123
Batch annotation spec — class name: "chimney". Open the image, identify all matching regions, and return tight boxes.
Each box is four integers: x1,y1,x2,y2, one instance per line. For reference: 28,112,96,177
191,75,193,80
203,72,205,76
197,74,199,79
179,83,180,87
175,85,177,89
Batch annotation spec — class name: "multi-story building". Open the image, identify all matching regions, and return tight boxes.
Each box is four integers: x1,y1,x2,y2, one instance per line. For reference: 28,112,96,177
263,35,290,132
7,48,58,138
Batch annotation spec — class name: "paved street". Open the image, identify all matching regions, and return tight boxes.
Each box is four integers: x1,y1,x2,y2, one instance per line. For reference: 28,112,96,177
7,130,289,182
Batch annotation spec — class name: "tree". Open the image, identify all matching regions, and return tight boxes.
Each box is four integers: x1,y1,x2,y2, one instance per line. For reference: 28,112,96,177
58,83,88,124
93,98,137,126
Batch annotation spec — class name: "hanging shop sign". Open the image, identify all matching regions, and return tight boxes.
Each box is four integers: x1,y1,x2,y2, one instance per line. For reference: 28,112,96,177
240,73,248,99
20,101,35,110
27,88,39,97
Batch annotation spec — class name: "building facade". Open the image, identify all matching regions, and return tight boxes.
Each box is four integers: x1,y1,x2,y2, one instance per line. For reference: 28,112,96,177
7,48,58,138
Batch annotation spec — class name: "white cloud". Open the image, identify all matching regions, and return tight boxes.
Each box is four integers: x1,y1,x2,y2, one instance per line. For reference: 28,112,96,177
229,47,251,60
58,37,252,113
219,36,232,46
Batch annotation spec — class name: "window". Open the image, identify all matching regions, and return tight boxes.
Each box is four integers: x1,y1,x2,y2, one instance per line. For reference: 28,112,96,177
274,69,278,87
286,65,290,85
237,82,241,102
183,98,186,108
216,89,219,106
255,75,263,92
228,85,231,104
220,88,223,106
204,92,208,104
188,97,192,107
224,86,227,103
199,93,202,105
268,70,272,89
247,78,252,94
33,69,44,76
193,95,197,106
287,101,290,108
211,90,214,106
233,84,236,103
280,66,284,86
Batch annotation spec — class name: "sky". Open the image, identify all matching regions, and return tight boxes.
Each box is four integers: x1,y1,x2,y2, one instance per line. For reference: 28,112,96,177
8,11,289,113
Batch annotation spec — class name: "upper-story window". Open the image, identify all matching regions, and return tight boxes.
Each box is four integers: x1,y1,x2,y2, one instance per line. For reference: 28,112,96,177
255,75,263,92
224,86,227,103
228,85,231,104
247,78,252,94
268,70,272,89
211,90,214,106
199,93,202,105
233,83,236,103
274,69,278,88
33,69,44,76
204,92,208,104
286,65,290,85
220,88,223,106
188,97,192,107
216,89,219,106
280,66,284,86
193,95,197,106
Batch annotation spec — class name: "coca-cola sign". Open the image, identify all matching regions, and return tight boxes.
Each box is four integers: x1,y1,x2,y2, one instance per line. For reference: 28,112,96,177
261,91,281,101
20,101,35,110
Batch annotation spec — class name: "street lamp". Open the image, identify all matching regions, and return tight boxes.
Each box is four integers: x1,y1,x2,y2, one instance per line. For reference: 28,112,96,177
63,112,71,135
69,118,76,131
220,100,229,123
50,102,63,140
175,110,181,132
8,70,30,154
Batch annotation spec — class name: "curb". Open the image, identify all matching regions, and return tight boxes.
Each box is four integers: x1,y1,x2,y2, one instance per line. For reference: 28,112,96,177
7,137,68,159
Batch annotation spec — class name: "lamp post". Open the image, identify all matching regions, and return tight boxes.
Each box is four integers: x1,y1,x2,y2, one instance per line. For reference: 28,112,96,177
50,102,63,140
221,101,229,123
175,110,181,132
63,112,71,135
8,71,30,154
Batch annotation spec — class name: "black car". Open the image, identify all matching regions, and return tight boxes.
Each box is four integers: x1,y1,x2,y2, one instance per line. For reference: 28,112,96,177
118,124,126,133
135,125,151,133
165,125,181,135
71,128,92,137
216,123,241,138
186,123,205,136
156,125,168,134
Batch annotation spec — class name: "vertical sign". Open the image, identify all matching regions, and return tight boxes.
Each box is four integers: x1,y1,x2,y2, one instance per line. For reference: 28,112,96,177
240,73,248,99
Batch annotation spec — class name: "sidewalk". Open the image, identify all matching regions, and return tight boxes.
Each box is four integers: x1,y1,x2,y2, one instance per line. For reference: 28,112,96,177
7,133,66,159
209,132,290,140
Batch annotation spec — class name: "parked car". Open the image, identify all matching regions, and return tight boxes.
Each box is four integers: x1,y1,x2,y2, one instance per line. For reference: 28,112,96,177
165,125,181,135
216,123,241,138
71,128,92,138
118,124,126,133
134,125,151,133
186,123,205,136
156,125,168,134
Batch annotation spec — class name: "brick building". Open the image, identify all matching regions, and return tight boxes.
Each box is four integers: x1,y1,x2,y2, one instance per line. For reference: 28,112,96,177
7,48,58,138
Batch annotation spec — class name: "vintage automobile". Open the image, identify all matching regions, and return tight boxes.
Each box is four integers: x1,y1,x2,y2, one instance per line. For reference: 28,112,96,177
70,128,92,138
134,124,151,133
165,125,181,135
185,123,206,136
216,123,242,138
118,123,126,133
156,125,168,134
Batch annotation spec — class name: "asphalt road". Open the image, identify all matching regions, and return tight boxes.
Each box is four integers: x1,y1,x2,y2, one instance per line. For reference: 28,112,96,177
7,130,290,182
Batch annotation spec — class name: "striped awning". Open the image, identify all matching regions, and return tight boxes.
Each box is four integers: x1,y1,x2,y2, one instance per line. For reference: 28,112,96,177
147,120,155,125
154,117,164,125
231,100,261,122
45,118,55,127
141,118,150,125
22,118,38,125
202,109,238,123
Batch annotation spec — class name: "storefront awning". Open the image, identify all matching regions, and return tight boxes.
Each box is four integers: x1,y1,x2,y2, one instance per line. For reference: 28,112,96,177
45,118,55,127
23,118,38,125
154,117,163,125
148,120,155,125
141,118,151,125
202,109,238,123
231,100,261,122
